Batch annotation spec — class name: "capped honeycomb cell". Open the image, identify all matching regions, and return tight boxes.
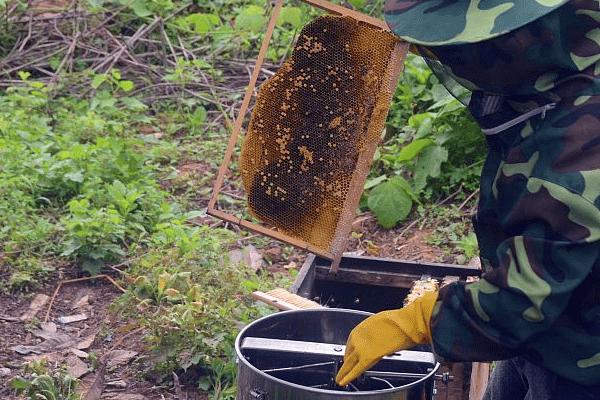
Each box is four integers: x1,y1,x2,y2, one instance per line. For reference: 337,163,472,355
239,15,401,255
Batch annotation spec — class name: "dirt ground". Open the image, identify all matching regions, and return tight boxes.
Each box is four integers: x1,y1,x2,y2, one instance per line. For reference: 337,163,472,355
0,276,204,399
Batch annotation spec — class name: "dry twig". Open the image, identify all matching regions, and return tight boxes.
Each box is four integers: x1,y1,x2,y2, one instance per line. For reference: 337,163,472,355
44,275,126,323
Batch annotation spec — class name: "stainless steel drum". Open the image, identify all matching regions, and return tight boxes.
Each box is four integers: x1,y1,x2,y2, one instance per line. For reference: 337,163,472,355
235,309,440,399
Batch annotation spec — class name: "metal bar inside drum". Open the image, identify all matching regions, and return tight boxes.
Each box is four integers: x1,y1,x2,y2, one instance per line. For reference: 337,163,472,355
263,361,428,380
262,361,336,373
240,337,436,364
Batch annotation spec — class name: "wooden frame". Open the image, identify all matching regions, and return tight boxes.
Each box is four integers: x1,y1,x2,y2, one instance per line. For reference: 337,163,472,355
207,0,408,271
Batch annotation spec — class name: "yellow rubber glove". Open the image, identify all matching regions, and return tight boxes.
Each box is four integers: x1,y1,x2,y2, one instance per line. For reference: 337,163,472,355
335,290,439,387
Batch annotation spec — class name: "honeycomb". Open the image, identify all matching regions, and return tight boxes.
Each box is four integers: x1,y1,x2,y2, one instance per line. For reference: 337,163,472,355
240,15,400,253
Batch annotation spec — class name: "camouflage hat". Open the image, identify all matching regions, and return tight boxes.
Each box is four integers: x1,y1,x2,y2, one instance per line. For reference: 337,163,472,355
384,0,569,46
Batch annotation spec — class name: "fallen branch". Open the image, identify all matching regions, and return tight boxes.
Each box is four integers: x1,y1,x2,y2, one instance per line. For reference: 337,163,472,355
458,189,480,211
44,275,126,323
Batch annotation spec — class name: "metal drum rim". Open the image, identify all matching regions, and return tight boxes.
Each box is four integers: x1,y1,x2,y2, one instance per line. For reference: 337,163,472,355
235,308,441,397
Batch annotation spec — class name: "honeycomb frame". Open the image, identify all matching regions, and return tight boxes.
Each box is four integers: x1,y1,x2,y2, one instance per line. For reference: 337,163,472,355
207,0,408,271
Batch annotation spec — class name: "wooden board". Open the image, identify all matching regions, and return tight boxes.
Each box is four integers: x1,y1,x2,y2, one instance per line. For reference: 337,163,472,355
469,362,492,400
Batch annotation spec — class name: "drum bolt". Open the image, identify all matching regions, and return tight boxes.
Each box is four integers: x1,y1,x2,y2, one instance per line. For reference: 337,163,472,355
434,372,454,384
249,389,266,399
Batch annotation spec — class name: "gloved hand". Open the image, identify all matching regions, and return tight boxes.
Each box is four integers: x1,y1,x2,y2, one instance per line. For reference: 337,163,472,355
335,290,439,386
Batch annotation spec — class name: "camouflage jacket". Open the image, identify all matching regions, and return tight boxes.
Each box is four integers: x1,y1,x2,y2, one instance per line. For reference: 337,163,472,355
383,0,600,385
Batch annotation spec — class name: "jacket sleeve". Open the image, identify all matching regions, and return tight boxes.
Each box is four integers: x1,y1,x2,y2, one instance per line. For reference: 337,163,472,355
430,176,600,362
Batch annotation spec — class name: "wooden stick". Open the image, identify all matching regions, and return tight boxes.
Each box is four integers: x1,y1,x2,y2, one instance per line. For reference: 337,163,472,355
207,207,333,258
459,189,480,211
49,31,79,85
17,13,33,52
469,362,492,400
44,275,126,323
302,0,390,30
252,289,323,311
329,40,409,272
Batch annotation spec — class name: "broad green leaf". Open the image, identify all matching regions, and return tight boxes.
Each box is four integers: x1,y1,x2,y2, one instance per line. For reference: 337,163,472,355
120,97,147,111
111,69,121,80
64,171,84,183
435,98,465,116
413,145,449,191
190,106,207,126
364,174,387,190
236,5,266,32
130,0,152,17
368,177,413,228
278,6,303,28
409,113,434,138
397,138,434,162
17,71,30,81
118,80,134,92
430,83,451,102
91,74,107,89
183,13,220,34
415,117,433,138
390,175,420,204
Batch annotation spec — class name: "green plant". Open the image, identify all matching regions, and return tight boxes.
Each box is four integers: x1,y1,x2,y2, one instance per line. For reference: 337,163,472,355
0,79,205,278
366,176,417,228
9,360,79,400
199,355,237,400
6,257,54,292
455,232,479,260
363,55,486,228
61,199,127,275
425,206,477,260
91,69,135,93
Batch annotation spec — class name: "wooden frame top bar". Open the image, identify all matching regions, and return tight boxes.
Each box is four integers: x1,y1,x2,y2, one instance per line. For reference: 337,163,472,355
302,0,390,30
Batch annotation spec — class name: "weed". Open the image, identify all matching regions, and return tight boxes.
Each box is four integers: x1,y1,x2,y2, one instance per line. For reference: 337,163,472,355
9,360,79,400
455,232,479,261
424,204,478,262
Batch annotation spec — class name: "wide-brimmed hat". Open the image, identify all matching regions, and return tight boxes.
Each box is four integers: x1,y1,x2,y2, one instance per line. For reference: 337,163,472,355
384,0,569,46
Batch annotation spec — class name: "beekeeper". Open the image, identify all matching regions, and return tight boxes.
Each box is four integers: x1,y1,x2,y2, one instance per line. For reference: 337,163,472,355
336,1,600,398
